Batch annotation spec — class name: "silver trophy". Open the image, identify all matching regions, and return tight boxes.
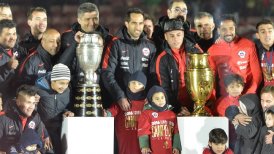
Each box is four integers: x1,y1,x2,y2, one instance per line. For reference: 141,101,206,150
74,33,104,117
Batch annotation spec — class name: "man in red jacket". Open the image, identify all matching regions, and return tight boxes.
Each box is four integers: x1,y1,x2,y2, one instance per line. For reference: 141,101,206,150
208,14,262,98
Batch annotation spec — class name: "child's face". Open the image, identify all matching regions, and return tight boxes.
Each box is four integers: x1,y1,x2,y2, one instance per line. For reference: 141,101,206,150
209,142,226,154
152,92,166,107
239,101,248,115
265,113,274,128
25,144,37,151
226,81,243,97
128,81,144,93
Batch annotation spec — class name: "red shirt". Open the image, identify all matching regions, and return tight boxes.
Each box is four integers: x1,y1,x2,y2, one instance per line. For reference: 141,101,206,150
203,147,234,154
108,100,146,154
260,51,274,86
215,95,240,116
208,37,262,97
138,109,178,154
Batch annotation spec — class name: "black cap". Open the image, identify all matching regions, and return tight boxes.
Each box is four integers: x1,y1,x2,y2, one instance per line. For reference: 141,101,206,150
164,18,184,33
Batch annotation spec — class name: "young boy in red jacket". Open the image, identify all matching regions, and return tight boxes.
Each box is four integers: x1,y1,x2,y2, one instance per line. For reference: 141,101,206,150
203,128,233,154
106,71,147,154
138,85,181,154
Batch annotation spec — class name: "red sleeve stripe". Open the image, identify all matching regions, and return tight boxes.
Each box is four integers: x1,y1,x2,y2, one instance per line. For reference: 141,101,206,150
102,37,118,69
18,51,38,76
155,51,167,85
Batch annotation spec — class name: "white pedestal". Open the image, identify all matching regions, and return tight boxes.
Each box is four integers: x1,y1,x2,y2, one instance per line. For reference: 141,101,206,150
61,117,114,154
177,117,229,154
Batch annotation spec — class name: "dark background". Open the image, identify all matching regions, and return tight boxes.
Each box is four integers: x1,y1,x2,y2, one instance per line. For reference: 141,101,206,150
1,0,273,39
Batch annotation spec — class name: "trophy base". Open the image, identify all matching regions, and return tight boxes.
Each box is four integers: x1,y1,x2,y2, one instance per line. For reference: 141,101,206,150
74,84,103,117
191,105,212,116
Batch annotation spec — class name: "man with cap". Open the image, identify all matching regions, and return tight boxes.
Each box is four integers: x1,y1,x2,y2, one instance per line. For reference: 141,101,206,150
35,63,74,154
154,18,202,114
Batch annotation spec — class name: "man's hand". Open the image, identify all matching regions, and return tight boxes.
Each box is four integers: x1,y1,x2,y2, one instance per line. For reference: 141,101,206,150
234,114,252,126
8,55,19,70
63,111,74,117
74,31,84,43
44,137,53,150
34,94,40,103
117,98,131,111
141,147,152,154
265,130,274,144
177,106,191,116
173,148,180,154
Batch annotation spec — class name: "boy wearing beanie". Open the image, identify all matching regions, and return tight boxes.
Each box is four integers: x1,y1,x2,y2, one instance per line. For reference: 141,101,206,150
35,63,74,154
138,85,181,154
106,71,147,154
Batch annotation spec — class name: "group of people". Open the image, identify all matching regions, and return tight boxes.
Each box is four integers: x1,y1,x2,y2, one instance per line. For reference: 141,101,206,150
0,0,273,154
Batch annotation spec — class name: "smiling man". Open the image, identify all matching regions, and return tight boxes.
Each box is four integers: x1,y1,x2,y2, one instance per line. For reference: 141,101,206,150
208,14,262,98
19,28,61,85
101,8,156,112
255,19,274,86
20,7,47,52
0,85,50,153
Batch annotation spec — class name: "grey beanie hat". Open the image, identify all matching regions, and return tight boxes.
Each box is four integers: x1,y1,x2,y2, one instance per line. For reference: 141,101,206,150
51,63,71,81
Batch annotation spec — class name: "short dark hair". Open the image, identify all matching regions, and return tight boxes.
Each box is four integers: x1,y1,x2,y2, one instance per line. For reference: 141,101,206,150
0,19,16,34
168,0,186,10
144,13,154,25
125,8,144,22
194,12,214,22
261,85,274,97
77,2,98,18
0,3,10,9
27,7,47,20
256,19,274,31
224,74,244,88
209,128,228,144
0,92,2,98
16,85,38,98
218,14,237,27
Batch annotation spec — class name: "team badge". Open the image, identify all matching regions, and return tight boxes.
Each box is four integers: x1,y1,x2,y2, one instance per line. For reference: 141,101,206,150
28,121,36,129
142,48,150,57
238,50,246,58
152,112,158,118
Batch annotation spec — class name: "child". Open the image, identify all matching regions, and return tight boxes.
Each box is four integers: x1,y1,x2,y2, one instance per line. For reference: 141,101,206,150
138,85,181,154
106,71,147,154
255,106,274,153
225,94,263,154
10,128,43,154
203,128,233,154
215,74,244,116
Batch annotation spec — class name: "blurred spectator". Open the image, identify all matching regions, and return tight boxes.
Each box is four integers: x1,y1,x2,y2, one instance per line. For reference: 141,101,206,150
143,14,154,40
0,3,12,20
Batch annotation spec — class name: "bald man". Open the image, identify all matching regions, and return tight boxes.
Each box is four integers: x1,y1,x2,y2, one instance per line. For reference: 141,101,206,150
0,3,12,20
18,28,60,85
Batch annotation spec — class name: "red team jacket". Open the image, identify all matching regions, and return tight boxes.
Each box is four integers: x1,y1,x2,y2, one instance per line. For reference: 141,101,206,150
203,147,234,154
215,95,240,116
138,109,179,154
208,37,262,96
108,100,146,154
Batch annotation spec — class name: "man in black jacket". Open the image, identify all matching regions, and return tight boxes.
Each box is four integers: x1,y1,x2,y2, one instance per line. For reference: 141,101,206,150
101,8,156,112
0,19,28,101
19,28,60,85
0,85,51,153
19,7,47,53
58,2,113,108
